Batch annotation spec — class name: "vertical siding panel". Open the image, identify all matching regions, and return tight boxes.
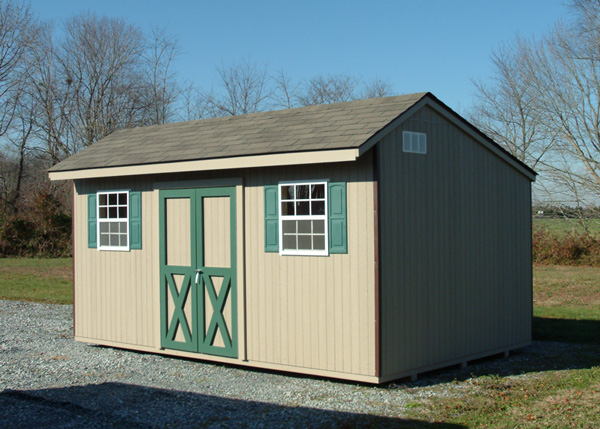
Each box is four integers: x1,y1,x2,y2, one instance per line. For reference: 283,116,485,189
75,154,376,378
379,106,532,379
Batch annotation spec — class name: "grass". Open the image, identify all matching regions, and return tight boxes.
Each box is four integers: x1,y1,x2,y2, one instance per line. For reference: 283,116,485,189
1,259,599,426
533,217,600,236
0,258,73,304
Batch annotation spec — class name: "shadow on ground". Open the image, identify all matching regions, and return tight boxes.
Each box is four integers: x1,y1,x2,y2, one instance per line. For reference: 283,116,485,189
533,316,600,345
0,382,461,428
385,317,600,389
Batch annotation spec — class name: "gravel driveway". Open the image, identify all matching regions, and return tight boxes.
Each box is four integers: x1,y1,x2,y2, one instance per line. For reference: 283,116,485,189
0,300,559,428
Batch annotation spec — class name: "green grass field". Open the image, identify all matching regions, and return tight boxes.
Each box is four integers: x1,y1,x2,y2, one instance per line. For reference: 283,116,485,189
1,258,599,427
0,258,72,304
533,217,600,236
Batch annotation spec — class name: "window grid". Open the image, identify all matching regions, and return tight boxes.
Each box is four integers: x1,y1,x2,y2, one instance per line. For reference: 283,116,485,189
97,191,129,251
279,182,328,256
402,131,427,154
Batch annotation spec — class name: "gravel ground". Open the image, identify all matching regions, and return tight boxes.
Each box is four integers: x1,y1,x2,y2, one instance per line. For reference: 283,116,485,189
0,300,570,428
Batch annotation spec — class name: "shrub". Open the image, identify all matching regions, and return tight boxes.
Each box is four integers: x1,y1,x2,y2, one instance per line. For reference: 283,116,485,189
0,187,72,257
533,228,600,266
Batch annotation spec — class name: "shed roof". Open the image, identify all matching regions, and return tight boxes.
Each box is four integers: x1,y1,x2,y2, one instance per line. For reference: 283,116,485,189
50,92,426,172
48,92,536,181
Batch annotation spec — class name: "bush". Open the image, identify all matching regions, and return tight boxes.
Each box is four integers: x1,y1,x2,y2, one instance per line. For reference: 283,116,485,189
533,228,600,266
0,188,72,257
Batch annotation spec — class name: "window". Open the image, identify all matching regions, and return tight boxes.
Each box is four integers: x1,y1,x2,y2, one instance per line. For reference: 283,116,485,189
403,131,427,154
279,181,328,255
97,191,129,250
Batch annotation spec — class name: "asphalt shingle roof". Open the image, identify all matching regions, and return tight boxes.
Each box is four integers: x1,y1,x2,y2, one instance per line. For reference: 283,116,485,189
49,92,428,172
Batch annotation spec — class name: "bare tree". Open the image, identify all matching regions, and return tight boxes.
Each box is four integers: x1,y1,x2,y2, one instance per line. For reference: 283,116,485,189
472,0,600,229
270,69,301,109
143,26,181,125
207,58,269,116
0,0,34,137
55,13,148,151
470,39,554,169
298,73,360,106
360,77,394,99
523,0,600,205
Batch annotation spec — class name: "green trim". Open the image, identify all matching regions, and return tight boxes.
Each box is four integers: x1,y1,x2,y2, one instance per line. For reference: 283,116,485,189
328,182,348,254
87,193,97,248
129,191,142,249
159,189,198,352
264,185,279,252
159,187,237,358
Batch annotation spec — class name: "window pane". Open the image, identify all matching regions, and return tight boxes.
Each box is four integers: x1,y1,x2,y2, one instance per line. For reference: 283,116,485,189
109,234,119,247
311,201,325,215
313,235,325,250
109,194,117,205
298,220,311,234
100,234,109,246
311,184,324,199
99,194,107,205
99,222,109,233
110,222,119,233
298,235,311,250
118,207,127,218
281,202,294,215
118,222,127,233
296,201,309,215
99,207,108,219
282,220,296,234
118,193,127,205
296,185,309,199
119,234,127,247
283,234,297,250
313,220,325,234
281,185,294,200
109,207,118,218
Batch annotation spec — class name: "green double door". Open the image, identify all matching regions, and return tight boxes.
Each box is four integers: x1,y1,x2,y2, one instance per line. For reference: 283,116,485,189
159,187,237,358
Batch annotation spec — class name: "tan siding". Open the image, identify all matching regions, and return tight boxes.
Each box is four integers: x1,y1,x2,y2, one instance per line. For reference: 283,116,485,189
73,155,377,379
243,156,376,376
378,106,532,378
74,177,157,348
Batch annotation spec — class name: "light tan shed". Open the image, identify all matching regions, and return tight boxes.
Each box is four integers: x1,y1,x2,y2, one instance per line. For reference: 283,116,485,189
49,93,536,383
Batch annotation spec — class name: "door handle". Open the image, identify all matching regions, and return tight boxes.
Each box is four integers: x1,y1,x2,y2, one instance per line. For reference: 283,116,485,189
195,269,203,284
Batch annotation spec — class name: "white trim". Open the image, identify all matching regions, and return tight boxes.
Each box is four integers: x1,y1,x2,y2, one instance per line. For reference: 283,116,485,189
278,180,329,257
49,149,360,181
97,190,130,252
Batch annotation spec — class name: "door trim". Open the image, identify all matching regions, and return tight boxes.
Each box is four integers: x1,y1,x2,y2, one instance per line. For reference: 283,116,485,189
158,186,238,358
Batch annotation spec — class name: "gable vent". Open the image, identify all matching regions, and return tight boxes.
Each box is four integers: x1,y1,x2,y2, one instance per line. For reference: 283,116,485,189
402,131,427,154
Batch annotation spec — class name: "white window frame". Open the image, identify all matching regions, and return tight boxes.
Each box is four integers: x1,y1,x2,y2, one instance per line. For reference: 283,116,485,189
278,180,329,256
402,131,427,154
97,190,130,251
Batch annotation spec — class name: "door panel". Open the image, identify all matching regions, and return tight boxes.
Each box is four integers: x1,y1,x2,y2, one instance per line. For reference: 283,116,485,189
160,189,197,352
160,187,237,358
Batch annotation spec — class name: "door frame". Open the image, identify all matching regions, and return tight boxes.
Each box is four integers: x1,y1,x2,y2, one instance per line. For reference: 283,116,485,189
157,182,242,359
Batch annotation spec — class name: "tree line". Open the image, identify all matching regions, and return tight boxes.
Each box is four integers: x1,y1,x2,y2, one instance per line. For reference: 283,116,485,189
0,1,394,255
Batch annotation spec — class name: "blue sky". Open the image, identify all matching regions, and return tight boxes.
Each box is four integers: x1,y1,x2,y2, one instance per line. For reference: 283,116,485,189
29,0,569,113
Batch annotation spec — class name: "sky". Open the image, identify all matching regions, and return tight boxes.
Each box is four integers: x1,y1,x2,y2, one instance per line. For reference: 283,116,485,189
27,0,571,114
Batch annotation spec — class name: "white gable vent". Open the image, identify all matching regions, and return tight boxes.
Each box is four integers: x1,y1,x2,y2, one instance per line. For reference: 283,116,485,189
402,131,427,154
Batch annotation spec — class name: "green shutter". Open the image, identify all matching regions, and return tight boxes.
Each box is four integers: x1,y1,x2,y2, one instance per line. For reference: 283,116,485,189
88,193,97,248
328,182,347,254
264,185,279,252
129,191,142,249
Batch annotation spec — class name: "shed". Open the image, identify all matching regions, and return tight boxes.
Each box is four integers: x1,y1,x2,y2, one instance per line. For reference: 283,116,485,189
49,92,536,383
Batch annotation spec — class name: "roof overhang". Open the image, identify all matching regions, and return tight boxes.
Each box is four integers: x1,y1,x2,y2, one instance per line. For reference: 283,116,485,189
48,148,360,181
